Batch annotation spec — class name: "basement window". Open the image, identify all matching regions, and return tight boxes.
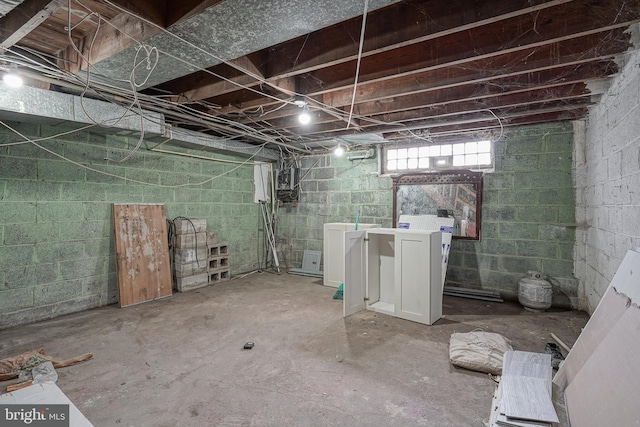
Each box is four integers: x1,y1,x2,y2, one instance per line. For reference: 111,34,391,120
385,140,492,173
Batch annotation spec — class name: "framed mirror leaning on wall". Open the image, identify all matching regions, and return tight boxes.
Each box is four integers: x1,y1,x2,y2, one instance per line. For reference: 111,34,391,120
392,170,483,240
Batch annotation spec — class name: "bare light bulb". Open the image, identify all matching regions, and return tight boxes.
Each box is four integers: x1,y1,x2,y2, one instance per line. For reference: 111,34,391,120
334,145,344,156
298,107,311,125
3,73,23,88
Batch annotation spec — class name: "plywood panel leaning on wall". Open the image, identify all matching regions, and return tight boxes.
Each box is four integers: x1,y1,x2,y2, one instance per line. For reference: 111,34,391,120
112,204,172,307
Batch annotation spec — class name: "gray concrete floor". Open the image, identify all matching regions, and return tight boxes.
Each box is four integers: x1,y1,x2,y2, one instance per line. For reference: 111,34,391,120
0,273,588,427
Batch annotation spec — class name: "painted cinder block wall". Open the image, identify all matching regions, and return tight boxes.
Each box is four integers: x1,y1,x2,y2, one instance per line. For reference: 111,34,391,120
274,154,393,267
448,123,577,307
576,48,640,314
0,121,261,329
277,122,577,307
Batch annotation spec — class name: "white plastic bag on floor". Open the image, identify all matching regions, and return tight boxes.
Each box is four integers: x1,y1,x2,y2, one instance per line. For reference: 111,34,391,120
32,361,58,384
449,330,512,375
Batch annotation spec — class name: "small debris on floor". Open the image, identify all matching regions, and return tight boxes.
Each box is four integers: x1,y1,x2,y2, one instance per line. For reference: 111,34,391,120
545,342,565,369
0,348,92,381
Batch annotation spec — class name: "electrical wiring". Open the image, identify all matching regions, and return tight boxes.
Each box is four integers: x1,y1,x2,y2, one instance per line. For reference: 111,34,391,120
168,216,206,267
64,2,150,163
0,0,520,157
346,0,369,129
66,7,134,128
149,101,309,151
131,44,159,88
3,46,295,151
151,148,268,165
5,47,143,108
0,123,97,146
143,47,306,122
100,0,298,103
28,1,364,147
480,109,505,142
400,108,504,143
66,1,267,163
95,0,388,133
292,155,322,190
15,42,369,146
0,120,267,188
222,100,292,119
18,0,589,152
76,0,301,139
19,54,295,149
405,129,434,142
293,34,310,68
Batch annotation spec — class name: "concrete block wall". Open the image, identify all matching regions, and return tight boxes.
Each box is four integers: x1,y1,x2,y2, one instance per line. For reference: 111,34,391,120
278,123,577,307
0,121,261,329
276,154,393,267
447,123,578,307
576,48,640,313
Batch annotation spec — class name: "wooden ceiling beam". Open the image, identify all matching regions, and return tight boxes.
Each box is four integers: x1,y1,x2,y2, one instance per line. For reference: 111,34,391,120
286,66,610,137
265,0,574,79
379,109,587,142
350,61,617,116
236,37,624,124
281,97,592,137
231,60,615,133
391,104,587,132
300,0,640,96
421,109,589,138
320,32,630,108
0,0,66,52
260,84,593,132
55,0,170,73
304,106,588,141
204,0,638,110
369,93,593,126
164,51,271,102
17,24,70,54
102,0,166,27
57,11,162,73
170,0,572,103
211,15,634,116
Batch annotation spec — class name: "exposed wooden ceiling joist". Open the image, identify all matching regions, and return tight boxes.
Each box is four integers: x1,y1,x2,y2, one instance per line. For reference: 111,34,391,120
210,0,638,115
0,0,65,51
0,0,638,152
170,0,574,103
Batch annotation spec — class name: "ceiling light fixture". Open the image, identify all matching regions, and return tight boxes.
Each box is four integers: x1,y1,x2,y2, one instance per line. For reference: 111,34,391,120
334,144,344,157
3,73,23,88
293,95,307,108
298,105,311,125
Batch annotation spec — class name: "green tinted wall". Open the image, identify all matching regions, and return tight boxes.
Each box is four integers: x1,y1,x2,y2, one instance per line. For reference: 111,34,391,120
277,122,577,307
0,121,260,329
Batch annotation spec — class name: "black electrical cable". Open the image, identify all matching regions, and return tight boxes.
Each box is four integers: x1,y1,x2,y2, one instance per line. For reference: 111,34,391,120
256,206,264,271
171,216,205,267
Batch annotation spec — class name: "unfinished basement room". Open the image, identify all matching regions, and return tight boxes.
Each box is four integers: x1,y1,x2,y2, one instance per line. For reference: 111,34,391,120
1,1,639,426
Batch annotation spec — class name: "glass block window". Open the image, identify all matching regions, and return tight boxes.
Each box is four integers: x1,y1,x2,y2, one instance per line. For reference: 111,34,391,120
385,140,492,173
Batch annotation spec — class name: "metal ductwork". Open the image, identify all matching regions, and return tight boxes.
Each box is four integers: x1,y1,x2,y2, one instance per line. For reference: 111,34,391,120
0,82,279,160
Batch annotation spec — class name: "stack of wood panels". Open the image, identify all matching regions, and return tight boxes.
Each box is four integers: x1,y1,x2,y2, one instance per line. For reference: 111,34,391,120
490,351,559,427
173,218,209,292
